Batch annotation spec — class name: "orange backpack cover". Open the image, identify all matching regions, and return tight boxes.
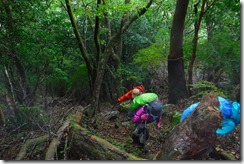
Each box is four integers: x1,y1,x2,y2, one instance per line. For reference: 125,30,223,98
117,85,145,103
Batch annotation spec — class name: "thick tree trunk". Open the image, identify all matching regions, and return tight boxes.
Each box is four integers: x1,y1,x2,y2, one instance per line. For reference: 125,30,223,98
168,0,189,104
158,94,222,160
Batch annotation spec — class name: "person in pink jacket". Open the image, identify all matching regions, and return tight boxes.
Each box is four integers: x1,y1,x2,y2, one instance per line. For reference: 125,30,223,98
131,99,163,150
132,103,162,128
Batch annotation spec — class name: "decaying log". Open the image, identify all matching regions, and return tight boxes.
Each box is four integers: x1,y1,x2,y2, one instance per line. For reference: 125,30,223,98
15,135,49,160
45,121,70,160
159,93,222,160
69,122,145,160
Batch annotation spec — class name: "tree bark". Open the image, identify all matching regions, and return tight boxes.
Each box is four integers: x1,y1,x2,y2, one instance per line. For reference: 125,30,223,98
158,93,222,160
168,0,189,104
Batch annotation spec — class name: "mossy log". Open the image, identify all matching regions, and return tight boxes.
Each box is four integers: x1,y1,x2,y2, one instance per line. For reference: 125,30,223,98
15,135,49,160
15,109,144,160
158,94,222,160
45,121,70,160
69,122,145,160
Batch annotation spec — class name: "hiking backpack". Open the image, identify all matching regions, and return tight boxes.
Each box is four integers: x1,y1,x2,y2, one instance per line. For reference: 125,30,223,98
145,99,163,121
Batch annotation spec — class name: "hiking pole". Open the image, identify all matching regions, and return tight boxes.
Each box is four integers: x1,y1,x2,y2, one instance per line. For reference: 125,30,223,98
143,119,148,154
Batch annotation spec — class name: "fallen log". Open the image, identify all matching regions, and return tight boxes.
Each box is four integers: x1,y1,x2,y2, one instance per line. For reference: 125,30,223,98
69,122,145,160
15,135,49,160
158,93,222,160
45,120,70,160
44,110,144,160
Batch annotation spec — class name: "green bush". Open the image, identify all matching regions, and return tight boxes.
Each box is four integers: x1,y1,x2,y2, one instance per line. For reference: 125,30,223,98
190,81,225,100
170,111,181,126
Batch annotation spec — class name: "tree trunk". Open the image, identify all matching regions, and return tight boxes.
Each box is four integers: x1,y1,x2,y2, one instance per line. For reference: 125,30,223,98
158,93,222,160
168,0,189,104
65,0,94,93
188,0,214,95
187,0,203,95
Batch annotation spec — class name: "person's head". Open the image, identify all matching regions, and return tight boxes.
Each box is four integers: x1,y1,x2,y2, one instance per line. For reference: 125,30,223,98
132,88,142,98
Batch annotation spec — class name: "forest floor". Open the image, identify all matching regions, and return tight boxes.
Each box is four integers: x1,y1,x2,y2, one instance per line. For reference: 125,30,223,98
0,97,241,160
92,102,241,160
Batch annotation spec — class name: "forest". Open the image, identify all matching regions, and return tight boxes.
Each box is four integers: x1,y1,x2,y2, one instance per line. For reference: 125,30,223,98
0,0,241,161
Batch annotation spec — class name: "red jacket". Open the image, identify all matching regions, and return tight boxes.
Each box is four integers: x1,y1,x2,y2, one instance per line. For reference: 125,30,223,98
117,85,145,103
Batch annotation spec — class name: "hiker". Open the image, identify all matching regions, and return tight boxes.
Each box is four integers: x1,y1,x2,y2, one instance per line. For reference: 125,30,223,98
130,93,164,149
128,92,159,117
180,96,240,136
132,99,163,128
116,85,145,117
117,85,145,103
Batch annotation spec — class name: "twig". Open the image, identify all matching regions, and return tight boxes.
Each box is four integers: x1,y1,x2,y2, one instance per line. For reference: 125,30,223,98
9,123,27,134
56,149,58,160
63,135,69,160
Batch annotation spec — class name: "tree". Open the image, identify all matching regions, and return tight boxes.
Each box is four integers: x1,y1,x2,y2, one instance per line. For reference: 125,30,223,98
64,0,153,117
1,0,31,105
187,0,217,96
167,0,189,104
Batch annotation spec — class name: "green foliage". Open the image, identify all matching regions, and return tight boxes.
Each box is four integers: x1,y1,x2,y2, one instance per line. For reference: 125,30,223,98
70,64,90,95
117,65,144,87
46,68,70,97
170,111,181,126
133,43,166,70
190,81,225,100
